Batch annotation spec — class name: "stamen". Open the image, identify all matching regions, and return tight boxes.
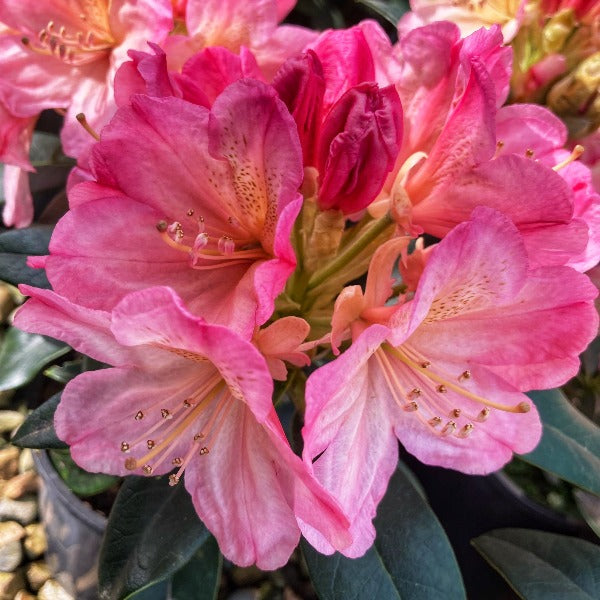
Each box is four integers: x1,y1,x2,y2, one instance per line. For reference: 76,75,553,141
76,113,100,141
553,145,584,171
218,236,235,256
187,209,195,217
459,370,471,381
135,411,144,421
477,408,491,422
436,385,447,393
120,442,130,453
172,457,183,466
146,440,155,449
525,148,535,158
404,401,419,412
161,409,172,419
458,423,474,438
169,474,179,486
409,388,422,398
428,416,442,427
142,465,153,475
386,346,531,414
450,408,461,418
441,421,457,436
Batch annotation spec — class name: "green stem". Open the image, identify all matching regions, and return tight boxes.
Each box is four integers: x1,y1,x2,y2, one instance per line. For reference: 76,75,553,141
306,212,393,291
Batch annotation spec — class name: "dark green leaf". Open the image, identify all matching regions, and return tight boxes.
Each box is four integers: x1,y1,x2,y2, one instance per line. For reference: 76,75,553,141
574,490,600,539
44,359,84,384
11,392,68,449
127,580,169,600
521,389,600,495
172,536,222,600
48,448,120,497
303,465,465,600
472,528,600,600
99,475,210,600
355,0,410,25
0,225,52,288
0,327,69,391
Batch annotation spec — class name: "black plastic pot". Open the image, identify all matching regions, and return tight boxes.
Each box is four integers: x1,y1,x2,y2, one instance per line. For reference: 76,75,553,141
401,450,595,600
33,450,106,600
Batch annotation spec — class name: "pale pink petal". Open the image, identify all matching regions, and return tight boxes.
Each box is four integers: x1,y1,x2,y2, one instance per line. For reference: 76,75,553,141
0,104,34,170
13,286,141,368
330,285,366,354
2,165,33,228
255,316,311,366
303,325,397,557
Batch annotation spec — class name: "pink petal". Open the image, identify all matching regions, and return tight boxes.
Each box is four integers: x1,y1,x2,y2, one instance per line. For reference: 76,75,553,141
2,165,33,228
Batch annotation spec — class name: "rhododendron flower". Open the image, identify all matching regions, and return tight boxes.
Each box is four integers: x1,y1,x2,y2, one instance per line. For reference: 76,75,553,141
399,0,527,42
14,285,351,568
273,47,403,215
39,79,303,337
302,207,598,556
163,0,316,79
0,0,173,226
374,23,597,270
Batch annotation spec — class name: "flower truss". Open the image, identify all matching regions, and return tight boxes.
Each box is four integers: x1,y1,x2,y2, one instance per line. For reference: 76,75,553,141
3,0,600,579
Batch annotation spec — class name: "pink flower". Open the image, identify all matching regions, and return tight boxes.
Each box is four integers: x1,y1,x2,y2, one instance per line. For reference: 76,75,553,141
302,207,598,556
273,47,403,214
15,285,351,568
399,0,527,42
374,23,595,270
163,0,316,79
0,0,174,226
41,79,303,337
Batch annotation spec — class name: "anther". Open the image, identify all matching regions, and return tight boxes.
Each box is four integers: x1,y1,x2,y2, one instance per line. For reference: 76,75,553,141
135,410,144,421
459,370,471,381
428,416,442,427
161,409,171,419
167,222,183,240
156,220,168,232
199,447,210,455
146,440,155,449
172,457,183,466
496,140,504,149
525,148,534,158
192,232,209,252
458,423,474,438
169,474,180,486
125,458,137,471
142,465,153,475
437,385,448,393
186,209,195,217
477,408,490,422
553,145,584,171
441,421,457,436
517,402,531,413
218,236,235,256
193,433,204,441
120,442,130,453
21,37,30,46
451,408,461,418
409,388,422,397
75,113,100,141
420,361,431,369
183,400,192,408
404,401,419,412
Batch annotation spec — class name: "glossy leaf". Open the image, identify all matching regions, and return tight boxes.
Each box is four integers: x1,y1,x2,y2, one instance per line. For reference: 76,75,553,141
11,392,68,449
302,465,465,600
0,327,69,391
171,536,222,600
356,0,410,25
0,225,52,288
521,390,600,495
44,359,83,384
99,475,210,600
48,448,120,497
472,528,600,600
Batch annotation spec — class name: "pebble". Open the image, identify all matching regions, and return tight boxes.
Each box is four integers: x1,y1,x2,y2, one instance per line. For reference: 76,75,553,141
26,561,51,592
14,590,36,600
3,472,38,500
0,571,25,600
0,498,38,525
18,449,34,474
0,448,19,479
0,412,24,435
38,579,75,600
0,287,15,324
0,521,25,572
23,523,46,560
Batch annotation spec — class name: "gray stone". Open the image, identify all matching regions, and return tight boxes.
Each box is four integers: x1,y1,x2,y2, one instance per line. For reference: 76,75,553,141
38,579,75,600
0,540,22,572
0,498,37,525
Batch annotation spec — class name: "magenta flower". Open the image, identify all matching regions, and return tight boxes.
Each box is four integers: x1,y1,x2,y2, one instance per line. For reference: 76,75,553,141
302,207,598,556
42,79,303,337
15,285,351,569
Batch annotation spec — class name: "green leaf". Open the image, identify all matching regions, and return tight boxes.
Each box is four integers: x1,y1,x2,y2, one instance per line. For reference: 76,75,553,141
44,360,83,384
521,389,600,496
0,327,69,391
171,536,222,600
574,490,600,539
472,528,600,600
48,448,120,497
11,392,67,449
302,465,465,600
99,475,210,600
355,0,410,25
0,225,52,288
